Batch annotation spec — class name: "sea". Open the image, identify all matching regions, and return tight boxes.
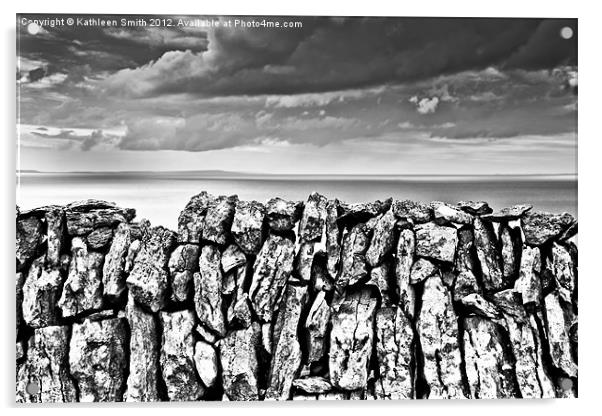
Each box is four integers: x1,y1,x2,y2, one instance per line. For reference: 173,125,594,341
16,172,578,230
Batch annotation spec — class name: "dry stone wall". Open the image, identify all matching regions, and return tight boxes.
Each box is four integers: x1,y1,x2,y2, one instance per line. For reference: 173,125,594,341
15,193,578,402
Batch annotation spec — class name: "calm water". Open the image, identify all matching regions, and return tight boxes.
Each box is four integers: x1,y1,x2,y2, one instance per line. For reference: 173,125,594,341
17,173,577,230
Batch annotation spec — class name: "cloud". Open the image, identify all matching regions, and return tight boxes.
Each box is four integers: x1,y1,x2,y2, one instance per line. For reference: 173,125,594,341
411,96,440,114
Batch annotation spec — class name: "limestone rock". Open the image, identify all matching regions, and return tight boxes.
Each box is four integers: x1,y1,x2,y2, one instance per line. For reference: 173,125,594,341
16,215,43,269
44,207,65,267
338,199,392,223
473,217,505,292
305,291,331,364
414,222,458,263
374,307,414,399
311,252,334,292
294,241,316,282
457,200,492,215
231,200,265,255
194,340,219,388
325,199,342,278
220,323,262,401
500,222,522,283
227,293,253,329
125,294,160,402
558,222,578,242
410,258,437,284
22,256,62,328
483,204,532,221
160,310,204,401
266,285,308,400
292,377,332,394
59,237,104,317
336,223,370,290
366,209,396,266
249,234,295,322
167,244,199,303
103,223,131,300
329,289,377,390
16,326,77,403
367,261,393,306
460,293,501,319
177,191,214,243
266,197,302,232
395,228,416,318
463,316,518,398
16,272,25,334
544,291,577,378
195,245,226,337
551,243,576,305
514,246,542,306
392,199,433,223
432,201,473,225
417,274,466,399
221,243,246,274
298,192,327,242
453,228,482,301
65,206,133,236
124,239,141,273
203,194,237,245
69,318,128,402
522,211,576,246
126,226,176,312
86,227,113,250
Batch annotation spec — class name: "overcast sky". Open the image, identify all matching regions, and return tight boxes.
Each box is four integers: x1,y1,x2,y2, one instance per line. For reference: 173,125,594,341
17,15,577,174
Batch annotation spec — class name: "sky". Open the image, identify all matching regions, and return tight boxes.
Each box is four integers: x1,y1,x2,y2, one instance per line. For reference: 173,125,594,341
16,15,577,174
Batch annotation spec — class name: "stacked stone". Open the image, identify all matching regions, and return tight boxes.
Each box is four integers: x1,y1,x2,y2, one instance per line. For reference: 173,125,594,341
15,194,578,402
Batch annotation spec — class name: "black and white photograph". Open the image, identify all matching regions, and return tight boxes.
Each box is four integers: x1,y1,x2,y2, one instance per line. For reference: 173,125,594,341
14,12,578,403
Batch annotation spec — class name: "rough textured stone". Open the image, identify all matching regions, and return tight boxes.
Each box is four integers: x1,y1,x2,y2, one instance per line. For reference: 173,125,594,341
453,228,482,301
16,326,77,403
473,217,506,292
325,199,342,278
249,234,295,322
391,199,433,223
410,258,437,284
45,207,65,267
294,241,316,282
395,228,416,318
167,244,199,303
227,293,253,329
366,209,396,266
160,310,204,401
22,256,62,328
16,272,25,334
414,222,457,263
195,245,226,337
16,215,43,269
336,223,370,290
311,252,333,292
66,207,132,236
305,291,331,364
522,211,576,246
203,194,237,245
220,323,261,401
338,199,392,223
374,307,414,399
103,223,131,300
266,197,302,232
493,290,556,398
514,246,542,306
329,289,377,390
266,285,308,400
231,200,265,255
69,318,128,402
59,237,104,317
551,243,576,305
432,201,473,225
124,239,141,273
417,274,466,399
125,294,160,402
483,204,532,220
177,191,214,243
368,261,393,306
463,316,518,399
126,226,176,312
500,222,522,283
194,340,219,389
298,192,327,242
544,291,577,378
86,227,113,250
457,200,492,215
558,222,578,242
292,377,332,394
460,293,501,319
221,244,246,274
